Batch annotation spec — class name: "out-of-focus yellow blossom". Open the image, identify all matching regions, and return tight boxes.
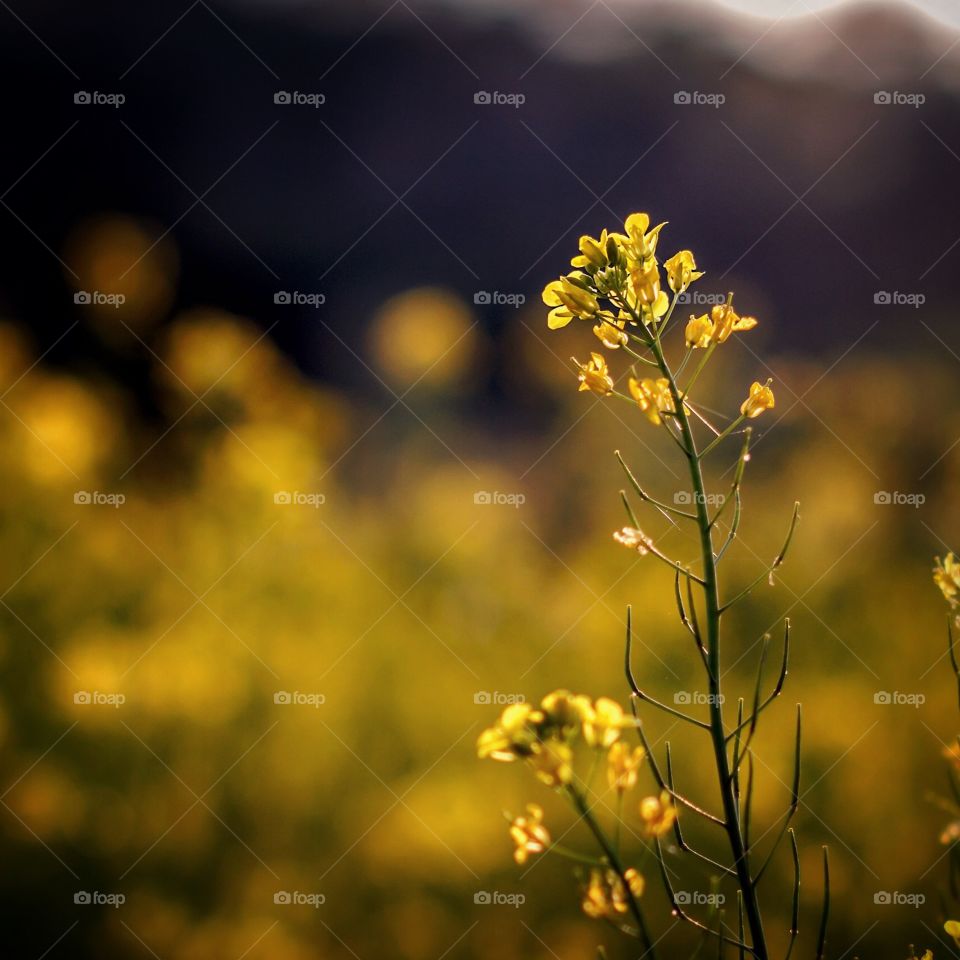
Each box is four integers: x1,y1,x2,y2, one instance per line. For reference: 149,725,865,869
710,301,758,343
740,380,775,419
581,868,643,920
581,697,626,749
575,353,614,396
685,313,714,349
593,318,628,349
623,868,645,899
908,950,933,960
540,689,584,732
543,278,601,329
664,250,703,294
935,553,960,608
613,526,650,555
639,791,677,837
946,920,960,946
628,376,673,425
608,742,645,793
528,739,574,787
943,741,960,772
477,703,541,761
940,819,960,844
509,804,551,864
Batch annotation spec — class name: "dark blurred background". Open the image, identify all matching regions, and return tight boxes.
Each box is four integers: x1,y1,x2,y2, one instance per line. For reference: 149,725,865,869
1,1,960,958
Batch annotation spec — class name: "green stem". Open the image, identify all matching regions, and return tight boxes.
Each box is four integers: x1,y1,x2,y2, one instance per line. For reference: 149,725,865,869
568,784,658,959
646,334,770,960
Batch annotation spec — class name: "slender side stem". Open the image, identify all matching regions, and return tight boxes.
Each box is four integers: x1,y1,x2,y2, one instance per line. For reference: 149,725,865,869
647,332,770,960
567,784,658,960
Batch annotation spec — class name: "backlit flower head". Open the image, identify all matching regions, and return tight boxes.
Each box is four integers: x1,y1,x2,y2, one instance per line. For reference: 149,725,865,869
608,742,645,793
542,277,601,330
639,791,677,837
581,696,626,749
628,377,674,425
613,526,650,555
528,739,574,787
740,380,775,419
935,553,960,608
593,318,628,349
477,702,542,761
664,250,703,294
509,803,551,864
574,353,614,396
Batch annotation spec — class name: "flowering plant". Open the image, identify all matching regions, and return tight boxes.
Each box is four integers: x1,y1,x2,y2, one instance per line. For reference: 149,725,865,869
478,211,825,960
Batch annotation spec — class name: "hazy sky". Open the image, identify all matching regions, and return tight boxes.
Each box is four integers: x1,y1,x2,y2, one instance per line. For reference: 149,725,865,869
713,0,959,27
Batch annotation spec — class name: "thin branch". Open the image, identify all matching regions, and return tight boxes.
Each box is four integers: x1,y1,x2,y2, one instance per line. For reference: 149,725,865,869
727,621,790,744
815,846,830,960
617,450,697,520
785,830,800,960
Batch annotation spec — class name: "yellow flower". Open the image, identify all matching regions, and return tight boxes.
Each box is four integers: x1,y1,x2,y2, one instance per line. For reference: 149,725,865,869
628,376,674,425
542,277,600,329
740,380,775,419
593,318,628,349
509,803,551,864
571,229,626,272
581,870,620,918
940,819,960,845
623,867,645,899
630,261,661,307
528,739,574,787
639,791,677,837
946,920,960,946
582,696,625,749
944,741,960,772
575,353,614,396
935,553,960,607
710,301,757,343
623,212,666,265
477,703,541,761
608,742,645,793
613,526,650,555
540,689,582,731
684,313,714,349
664,250,703,294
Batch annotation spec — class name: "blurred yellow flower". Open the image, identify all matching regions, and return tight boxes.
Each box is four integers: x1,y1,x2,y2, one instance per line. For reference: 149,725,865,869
529,739,574,787
740,380,775,419
935,553,960,608
664,250,703,294
608,742,645,793
540,689,583,731
477,703,541,761
623,212,666,265
628,376,673,425
946,920,960,946
639,791,677,837
509,803,551,864
581,697,625,749
575,353,614,396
